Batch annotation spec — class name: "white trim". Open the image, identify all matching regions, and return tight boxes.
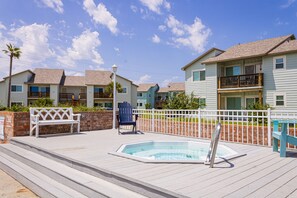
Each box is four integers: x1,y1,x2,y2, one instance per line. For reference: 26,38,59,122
274,92,286,107
11,84,23,93
192,69,206,82
218,86,263,91
273,55,286,70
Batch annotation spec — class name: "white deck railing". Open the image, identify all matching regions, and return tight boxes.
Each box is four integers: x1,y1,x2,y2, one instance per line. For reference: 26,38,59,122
133,108,297,148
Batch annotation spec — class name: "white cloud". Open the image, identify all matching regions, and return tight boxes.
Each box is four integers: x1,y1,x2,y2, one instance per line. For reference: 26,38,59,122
39,0,63,13
83,0,118,34
0,23,54,76
281,0,296,8
134,74,151,85
161,76,179,87
0,22,7,30
114,47,120,52
10,23,54,64
158,25,167,32
139,0,171,14
152,34,161,43
165,15,211,53
130,5,138,13
57,29,103,67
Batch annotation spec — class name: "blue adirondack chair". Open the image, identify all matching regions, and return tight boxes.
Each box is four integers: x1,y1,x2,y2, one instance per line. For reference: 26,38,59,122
273,120,297,157
117,102,138,134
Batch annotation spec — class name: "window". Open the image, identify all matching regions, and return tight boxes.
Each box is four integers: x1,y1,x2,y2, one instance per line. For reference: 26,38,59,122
119,87,127,94
226,66,240,76
11,85,22,92
94,87,104,93
193,70,206,81
105,102,113,108
11,102,23,106
275,95,285,106
137,93,143,97
274,56,286,69
245,97,259,109
139,103,143,107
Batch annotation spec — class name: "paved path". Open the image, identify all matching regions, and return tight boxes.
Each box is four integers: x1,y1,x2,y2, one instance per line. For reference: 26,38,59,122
0,169,38,198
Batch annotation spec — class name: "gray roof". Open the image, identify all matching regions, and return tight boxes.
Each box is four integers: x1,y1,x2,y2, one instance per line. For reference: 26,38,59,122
168,82,185,92
62,76,86,86
85,70,112,85
137,83,158,92
28,68,64,84
158,87,169,93
203,34,295,64
268,39,297,55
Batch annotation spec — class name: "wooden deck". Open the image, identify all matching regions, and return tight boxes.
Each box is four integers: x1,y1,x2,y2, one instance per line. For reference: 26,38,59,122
12,130,297,198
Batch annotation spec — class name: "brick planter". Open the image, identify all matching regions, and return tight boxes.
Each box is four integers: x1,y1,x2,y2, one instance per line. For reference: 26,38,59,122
0,111,113,142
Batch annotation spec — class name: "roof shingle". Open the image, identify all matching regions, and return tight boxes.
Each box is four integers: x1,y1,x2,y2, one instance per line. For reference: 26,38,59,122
28,68,64,84
203,34,294,64
268,39,297,55
85,70,112,85
168,82,185,92
62,76,86,86
137,83,158,92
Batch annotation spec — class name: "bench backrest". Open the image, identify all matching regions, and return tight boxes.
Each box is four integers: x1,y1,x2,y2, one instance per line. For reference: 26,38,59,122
30,107,73,121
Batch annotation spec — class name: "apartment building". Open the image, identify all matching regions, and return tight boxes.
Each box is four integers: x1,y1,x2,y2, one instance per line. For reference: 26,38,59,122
155,82,185,109
182,34,297,110
0,68,137,108
136,83,159,109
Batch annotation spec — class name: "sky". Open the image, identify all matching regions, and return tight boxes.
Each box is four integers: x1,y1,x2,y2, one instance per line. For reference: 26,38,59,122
0,0,296,87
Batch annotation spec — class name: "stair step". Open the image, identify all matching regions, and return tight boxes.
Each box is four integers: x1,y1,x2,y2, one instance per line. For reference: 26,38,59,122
0,144,145,198
0,151,87,198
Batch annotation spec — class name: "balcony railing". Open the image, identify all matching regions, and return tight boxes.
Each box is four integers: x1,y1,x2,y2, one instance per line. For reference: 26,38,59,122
59,93,73,101
94,92,111,99
79,93,86,100
218,73,263,89
28,91,50,98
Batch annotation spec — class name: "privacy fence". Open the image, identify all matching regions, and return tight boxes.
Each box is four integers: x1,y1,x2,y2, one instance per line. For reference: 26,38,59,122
133,109,297,148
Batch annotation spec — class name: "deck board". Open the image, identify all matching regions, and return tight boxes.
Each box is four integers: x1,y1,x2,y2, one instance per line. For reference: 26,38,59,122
11,129,297,198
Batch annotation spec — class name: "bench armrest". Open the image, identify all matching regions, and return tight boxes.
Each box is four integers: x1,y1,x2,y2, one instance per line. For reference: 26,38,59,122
72,114,81,121
30,114,40,122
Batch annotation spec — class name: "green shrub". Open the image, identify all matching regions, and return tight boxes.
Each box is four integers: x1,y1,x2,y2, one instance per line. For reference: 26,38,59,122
31,98,54,107
8,105,29,112
145,103,151,109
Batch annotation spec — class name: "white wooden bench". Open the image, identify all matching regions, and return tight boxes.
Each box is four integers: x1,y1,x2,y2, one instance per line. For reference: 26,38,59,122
30,107,81,137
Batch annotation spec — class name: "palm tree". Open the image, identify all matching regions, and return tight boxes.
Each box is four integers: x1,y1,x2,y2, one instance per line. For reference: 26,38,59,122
3,43,21,107
104,82,123,97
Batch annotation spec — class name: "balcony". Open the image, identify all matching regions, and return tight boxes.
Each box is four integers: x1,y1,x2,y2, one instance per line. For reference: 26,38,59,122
94,92,111,99
59,93,73,102
28,91,50,98
79,93,86,100
218,73,263,89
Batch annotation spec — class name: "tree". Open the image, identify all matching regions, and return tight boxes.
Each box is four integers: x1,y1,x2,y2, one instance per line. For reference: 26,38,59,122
3,43,21,107
104,82,123,97
164,93,204,109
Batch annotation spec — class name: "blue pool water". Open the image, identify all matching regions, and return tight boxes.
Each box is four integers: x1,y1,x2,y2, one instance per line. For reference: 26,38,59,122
118,141,237,161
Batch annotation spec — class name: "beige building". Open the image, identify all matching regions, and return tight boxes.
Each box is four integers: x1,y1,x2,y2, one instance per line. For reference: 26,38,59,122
182,34,297,110
0,68,138,109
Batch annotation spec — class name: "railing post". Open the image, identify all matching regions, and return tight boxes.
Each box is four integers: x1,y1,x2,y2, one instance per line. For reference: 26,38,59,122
198,108,201,138
267,108,271,146
152,108,155,132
